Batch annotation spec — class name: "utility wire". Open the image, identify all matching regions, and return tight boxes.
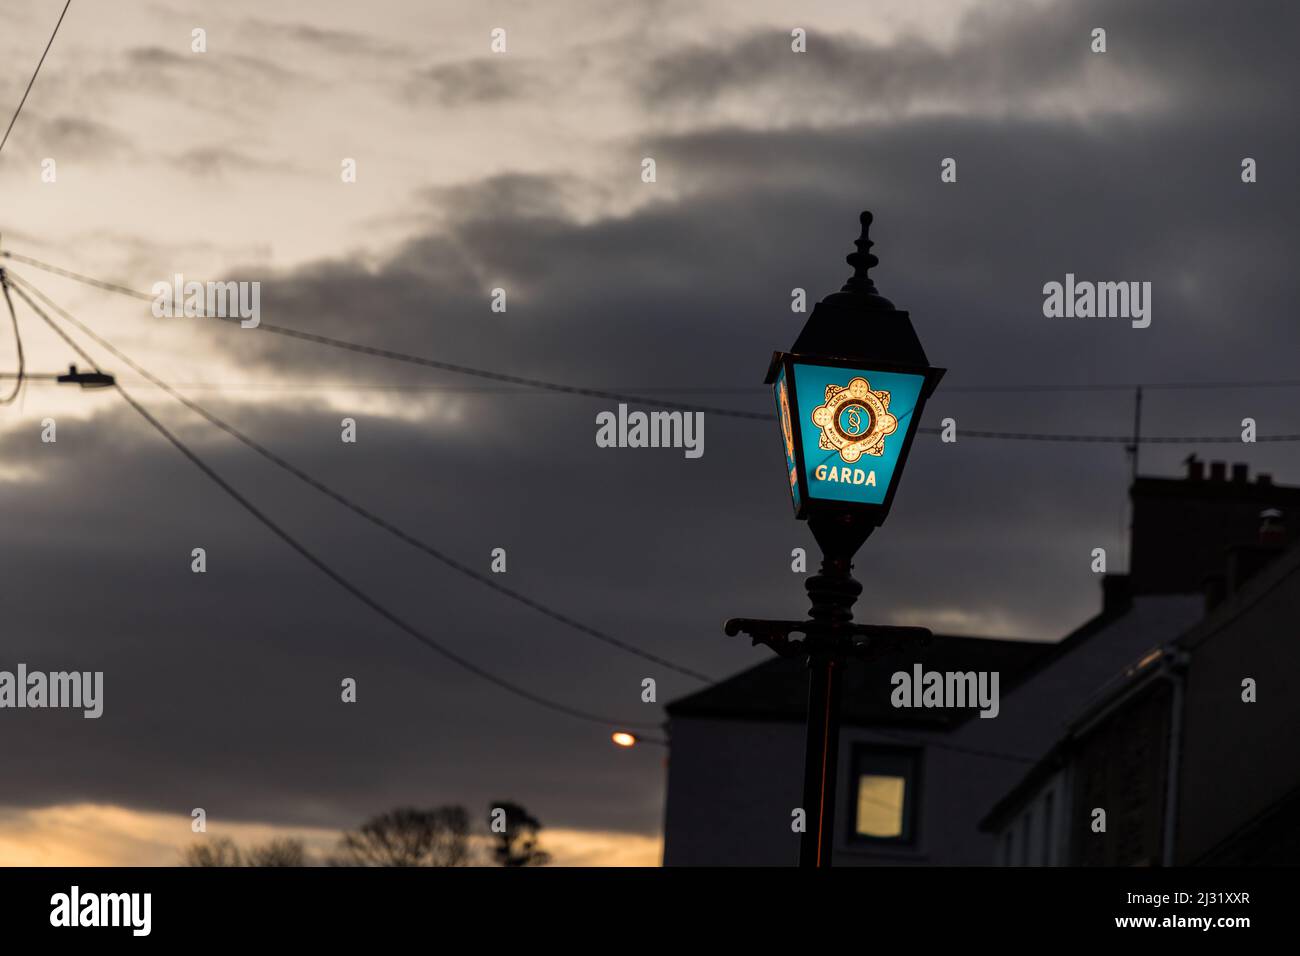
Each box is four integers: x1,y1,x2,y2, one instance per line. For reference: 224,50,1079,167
933,429,1300,444
8,279,657,730
0,250,770,419
0,378,765,393
0,250,154,299
868,728,1040,764
10,271,713,682
2,278,1052,762
11,376,1300,400
9,278,98,371
0,1,72,157
238,323,773,420
6,250,1300,442
944,380,1300,394
13,251,1300,395
1,285,1064,767
6,279,1259,765
0,271,25,404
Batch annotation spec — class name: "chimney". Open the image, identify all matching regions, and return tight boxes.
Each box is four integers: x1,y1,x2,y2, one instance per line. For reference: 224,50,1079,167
1259,508,1285,547
1220,509,1289,602
1102,574,1132,615
1128,467,1300,598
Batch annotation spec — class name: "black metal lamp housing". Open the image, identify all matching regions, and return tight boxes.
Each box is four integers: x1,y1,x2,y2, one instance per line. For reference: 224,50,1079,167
766,211,945,534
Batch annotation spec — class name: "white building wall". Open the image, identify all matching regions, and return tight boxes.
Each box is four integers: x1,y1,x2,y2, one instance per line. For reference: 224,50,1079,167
943,596,1200,861
662,717,804,866
990,769,1071,866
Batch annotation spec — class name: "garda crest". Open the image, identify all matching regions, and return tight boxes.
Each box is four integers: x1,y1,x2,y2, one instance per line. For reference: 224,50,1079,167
810,377,898,463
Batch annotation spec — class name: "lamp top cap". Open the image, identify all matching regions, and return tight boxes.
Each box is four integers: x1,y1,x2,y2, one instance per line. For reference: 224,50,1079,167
779,208,931,371
837,210,895,309
843,211,877,287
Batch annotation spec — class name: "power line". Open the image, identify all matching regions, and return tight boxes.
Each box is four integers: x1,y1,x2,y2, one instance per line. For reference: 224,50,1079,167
7,279,658,730
8,279,99,371
4,276,1050,762
943,380,1300,394
0,250,154,300
939,429,1300,444
235,321,775,420
12,375,1300,399
0,279,1077,766
14,251,1300,397
11,271,713,682
0,250,771,419
0,376,743,392
9,272,713,682
871,728,1037,764
6,250,1300,443
7,279,1289,762
0,1,73,157
0,272,25,404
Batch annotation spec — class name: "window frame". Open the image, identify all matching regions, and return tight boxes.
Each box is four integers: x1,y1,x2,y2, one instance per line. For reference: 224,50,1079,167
845,742,922,848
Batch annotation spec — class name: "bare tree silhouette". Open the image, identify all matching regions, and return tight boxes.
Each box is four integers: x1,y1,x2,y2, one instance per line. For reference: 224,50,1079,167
179,802,550,867
488,801,551,867
331,806,470,867
245,838,308,867
183,836,308,867
183,836,243,867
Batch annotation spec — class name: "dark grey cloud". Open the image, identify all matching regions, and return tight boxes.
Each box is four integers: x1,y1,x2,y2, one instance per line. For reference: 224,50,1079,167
74,44,304,121
121,45,298,84
407,58,559,107
172,145,299,178
641,0,1296,119
3,0,1299,846
9,116,134,163
642,13,1087,112
240,19,403,59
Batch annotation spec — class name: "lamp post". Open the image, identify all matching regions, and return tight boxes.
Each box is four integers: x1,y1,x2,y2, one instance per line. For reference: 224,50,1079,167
725,211,944,867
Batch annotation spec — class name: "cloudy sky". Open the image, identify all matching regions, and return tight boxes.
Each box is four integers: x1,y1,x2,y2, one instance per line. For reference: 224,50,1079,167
1,0,1297,865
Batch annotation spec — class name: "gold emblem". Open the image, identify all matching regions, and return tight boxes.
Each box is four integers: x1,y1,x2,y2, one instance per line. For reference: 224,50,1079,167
811,376,898,463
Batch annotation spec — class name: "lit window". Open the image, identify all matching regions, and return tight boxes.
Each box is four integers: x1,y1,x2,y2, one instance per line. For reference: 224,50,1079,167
849,746,918,844
857,774,906,838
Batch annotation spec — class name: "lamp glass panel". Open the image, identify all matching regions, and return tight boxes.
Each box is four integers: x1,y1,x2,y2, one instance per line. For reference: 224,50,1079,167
792,363,924,506
773,365,801,511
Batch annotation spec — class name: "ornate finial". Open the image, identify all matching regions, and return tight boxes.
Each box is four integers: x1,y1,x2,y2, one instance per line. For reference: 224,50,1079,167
841,210,880,294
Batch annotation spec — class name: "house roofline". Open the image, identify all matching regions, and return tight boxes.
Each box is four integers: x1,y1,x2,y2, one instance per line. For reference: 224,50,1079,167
1177,534,1300,653
977,647,1185,832
663,633,1052,725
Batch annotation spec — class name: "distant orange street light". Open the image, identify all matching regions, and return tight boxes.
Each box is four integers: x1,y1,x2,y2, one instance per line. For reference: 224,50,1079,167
611,732,637,748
